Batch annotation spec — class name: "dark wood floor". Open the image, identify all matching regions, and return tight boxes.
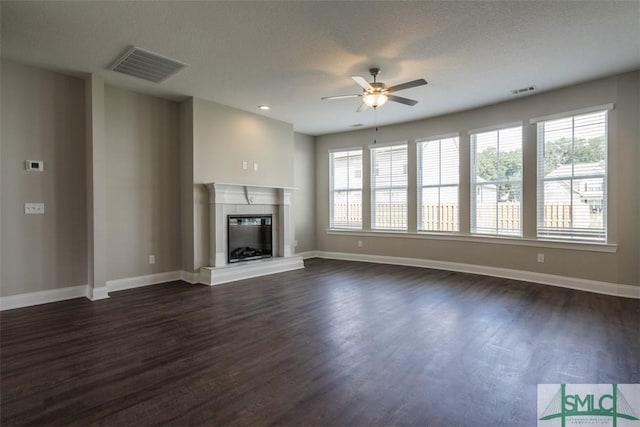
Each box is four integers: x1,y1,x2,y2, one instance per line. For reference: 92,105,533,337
1,258,638,426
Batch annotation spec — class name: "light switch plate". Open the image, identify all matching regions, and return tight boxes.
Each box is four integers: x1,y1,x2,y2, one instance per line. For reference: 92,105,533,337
25,203,45,214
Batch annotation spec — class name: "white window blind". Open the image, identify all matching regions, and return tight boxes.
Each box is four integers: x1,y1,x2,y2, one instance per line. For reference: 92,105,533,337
471,126,523,236
417,136,459,231
330,149,363,229
371,143,408,230
537,110,607,242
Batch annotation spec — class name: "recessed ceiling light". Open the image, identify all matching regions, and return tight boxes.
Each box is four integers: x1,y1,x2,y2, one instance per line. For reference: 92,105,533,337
258,105,271,111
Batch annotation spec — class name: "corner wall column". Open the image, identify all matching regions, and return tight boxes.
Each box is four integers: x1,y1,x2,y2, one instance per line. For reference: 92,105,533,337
85,74,108,300
278,188,294,257
205,183,226,267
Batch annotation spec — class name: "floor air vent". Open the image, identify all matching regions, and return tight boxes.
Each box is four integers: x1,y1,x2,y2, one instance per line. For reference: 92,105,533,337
109,47,188,83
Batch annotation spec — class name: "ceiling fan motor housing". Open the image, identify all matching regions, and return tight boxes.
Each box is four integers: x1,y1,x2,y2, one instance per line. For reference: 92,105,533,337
370,82,386,92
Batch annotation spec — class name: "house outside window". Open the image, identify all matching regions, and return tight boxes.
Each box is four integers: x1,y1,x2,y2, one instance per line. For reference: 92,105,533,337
536,109,608,242
471,125,523,236
329,149,363,229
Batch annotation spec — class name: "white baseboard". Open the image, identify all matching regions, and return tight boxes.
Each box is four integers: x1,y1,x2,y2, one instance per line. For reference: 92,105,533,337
180,270,200,284
5,252,633,311
0,284,89,311
88,286,110,301
106,271,183,292
296,250,320,259
2,270,194,310
313,251,640,299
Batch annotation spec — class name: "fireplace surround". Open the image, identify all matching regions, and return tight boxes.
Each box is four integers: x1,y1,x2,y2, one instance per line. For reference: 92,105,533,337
200,183,304,285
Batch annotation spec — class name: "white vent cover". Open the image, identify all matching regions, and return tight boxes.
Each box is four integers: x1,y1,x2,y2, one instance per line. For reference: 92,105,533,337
109,47,188,83
511,86,536,95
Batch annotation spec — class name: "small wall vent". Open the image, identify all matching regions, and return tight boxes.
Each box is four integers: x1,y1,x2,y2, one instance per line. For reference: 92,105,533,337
109,47,188,83
511,86,536,95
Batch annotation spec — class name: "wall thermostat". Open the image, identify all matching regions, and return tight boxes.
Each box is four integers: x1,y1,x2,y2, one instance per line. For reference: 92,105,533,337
25,160,44,171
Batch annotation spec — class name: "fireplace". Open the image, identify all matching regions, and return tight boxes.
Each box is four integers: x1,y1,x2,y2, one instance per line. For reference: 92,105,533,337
227,215,273,263
200,182,304,286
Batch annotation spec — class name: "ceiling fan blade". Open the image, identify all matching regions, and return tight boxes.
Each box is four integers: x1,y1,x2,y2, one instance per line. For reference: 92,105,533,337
387,95,418,106
356,102,369,112
386,79,427,93
321,94,361,100
352,75,373,91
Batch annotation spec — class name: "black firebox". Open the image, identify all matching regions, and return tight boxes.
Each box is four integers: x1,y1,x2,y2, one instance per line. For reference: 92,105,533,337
227,215,273,263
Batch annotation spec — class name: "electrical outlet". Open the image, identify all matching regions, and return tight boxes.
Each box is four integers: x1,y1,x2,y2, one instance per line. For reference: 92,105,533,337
25,203,45,214
25,160,44,171
242,161,248,170
357,240,363,248
149,255,156,265
253,162,258,172
537,253,545,263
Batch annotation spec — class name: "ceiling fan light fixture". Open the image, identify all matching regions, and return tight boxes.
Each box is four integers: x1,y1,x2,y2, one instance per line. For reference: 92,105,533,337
322,68,426,110
363,93,388,108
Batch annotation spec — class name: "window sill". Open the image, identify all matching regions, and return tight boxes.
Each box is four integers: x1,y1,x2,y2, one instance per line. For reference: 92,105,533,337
325,229,617,253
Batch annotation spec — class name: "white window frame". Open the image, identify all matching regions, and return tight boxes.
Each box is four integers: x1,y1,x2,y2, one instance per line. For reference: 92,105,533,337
416,134,460,232
329,148,363,229
370,142,408,231
533,106,611,242
470,124,523,237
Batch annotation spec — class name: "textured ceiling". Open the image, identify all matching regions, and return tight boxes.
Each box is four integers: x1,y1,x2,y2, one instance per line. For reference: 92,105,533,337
2,1,639,136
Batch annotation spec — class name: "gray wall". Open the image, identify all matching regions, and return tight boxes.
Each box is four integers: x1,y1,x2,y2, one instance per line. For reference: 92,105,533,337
315,71,639,286
1,60,87,296
193,97,294,187
6,58,634,294
0,61,306,295
104,85,181,280
293,132,316,253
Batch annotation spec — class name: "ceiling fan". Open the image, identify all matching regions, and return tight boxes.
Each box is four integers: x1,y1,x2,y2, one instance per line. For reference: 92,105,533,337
321,68,427,112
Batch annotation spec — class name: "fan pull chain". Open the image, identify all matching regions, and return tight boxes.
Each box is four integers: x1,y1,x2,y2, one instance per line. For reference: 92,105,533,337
373,108,378,144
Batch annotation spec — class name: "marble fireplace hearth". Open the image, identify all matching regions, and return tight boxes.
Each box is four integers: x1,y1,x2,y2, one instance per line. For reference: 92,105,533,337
199,183,304,285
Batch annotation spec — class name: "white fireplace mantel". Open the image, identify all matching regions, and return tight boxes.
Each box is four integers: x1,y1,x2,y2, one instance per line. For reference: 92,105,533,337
199,183,304,285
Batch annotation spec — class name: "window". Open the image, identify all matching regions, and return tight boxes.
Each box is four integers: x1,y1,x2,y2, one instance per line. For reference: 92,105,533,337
471,125,523,236
330,149,363,229
417,136,459,231
371,143,408,230
536,110,607,242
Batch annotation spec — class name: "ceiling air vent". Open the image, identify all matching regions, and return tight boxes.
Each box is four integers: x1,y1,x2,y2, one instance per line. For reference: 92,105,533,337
511,86,536,95
109,47,188,83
